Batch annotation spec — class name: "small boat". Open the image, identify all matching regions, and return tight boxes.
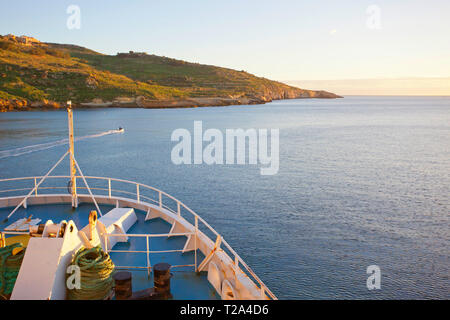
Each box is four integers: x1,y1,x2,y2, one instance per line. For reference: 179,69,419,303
118,127,124,133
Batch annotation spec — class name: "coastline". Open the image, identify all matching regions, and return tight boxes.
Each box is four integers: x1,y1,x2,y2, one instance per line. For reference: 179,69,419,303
0,35,342,113
0,94,343,112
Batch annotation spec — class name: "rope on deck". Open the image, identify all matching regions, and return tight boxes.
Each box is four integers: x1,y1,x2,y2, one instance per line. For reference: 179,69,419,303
67,245,115,300
0,243,26,299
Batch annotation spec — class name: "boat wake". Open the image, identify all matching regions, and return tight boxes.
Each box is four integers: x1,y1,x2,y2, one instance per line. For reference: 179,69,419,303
0,129,122,159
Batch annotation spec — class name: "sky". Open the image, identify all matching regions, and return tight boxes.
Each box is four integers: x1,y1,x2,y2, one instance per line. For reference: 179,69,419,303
1,0,449,95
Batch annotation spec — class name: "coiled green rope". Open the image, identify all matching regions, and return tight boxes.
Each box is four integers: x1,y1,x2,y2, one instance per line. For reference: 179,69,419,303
0,243,26,299
67,245,115,300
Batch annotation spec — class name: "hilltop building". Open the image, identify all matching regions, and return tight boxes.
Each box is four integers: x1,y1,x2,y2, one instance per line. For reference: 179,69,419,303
3,34,40,45
117,51,147,58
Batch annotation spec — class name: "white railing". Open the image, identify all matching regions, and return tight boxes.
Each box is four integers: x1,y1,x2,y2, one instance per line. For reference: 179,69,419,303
105,232,196,278
0,175,277,299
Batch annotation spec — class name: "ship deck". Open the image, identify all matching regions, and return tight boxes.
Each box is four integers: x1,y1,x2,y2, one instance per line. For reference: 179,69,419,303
0,202,220,300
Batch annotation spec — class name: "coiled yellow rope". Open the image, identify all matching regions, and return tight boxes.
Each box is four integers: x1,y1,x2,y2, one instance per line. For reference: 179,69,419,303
0,243,25,299
67,245,115,300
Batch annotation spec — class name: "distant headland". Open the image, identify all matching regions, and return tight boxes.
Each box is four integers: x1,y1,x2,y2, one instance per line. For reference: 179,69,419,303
0,34,342,112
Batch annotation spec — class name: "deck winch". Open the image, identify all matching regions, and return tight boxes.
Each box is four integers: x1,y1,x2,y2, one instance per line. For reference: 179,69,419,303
29,222,67,238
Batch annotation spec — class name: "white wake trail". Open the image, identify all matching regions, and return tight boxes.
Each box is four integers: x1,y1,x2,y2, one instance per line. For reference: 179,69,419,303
0,130,121,159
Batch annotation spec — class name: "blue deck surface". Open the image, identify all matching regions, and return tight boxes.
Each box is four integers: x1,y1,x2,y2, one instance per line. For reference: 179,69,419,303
0,203,219,300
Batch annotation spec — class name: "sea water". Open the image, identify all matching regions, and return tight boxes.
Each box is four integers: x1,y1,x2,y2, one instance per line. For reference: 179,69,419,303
0,96,448,299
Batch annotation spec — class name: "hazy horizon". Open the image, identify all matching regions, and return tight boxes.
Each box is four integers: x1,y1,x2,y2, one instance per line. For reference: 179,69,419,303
287,77,450,96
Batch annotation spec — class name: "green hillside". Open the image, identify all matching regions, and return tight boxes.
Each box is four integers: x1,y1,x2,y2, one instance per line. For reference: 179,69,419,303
0,34,340,112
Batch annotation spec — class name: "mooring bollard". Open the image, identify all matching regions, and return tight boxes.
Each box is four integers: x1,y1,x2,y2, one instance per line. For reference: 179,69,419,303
113,271,132,300
153,262,172,299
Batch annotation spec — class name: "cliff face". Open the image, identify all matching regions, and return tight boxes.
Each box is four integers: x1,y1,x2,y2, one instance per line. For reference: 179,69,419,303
0,35,341,112
255,82,340,101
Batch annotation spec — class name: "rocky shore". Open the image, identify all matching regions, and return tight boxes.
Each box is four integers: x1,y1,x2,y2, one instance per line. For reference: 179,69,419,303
0,92,342,112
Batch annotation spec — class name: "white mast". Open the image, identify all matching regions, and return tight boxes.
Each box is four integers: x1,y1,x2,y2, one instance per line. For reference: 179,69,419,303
67,101,77,208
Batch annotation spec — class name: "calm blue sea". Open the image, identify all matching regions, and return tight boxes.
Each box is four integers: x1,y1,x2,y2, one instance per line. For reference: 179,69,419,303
0,96,449,299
